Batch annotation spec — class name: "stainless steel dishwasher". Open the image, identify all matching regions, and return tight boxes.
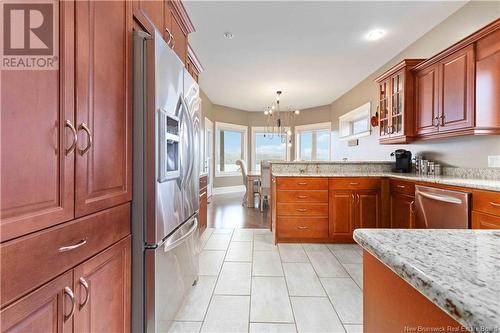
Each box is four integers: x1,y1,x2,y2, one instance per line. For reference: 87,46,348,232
415,185,471,229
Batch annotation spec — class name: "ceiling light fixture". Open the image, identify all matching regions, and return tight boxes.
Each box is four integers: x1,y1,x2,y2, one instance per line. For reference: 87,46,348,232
263,91,299,145
366,29,386,41
223,32,234,40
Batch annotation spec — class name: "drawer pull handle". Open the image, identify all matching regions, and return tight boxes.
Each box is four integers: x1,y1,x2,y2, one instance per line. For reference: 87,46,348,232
397,185,406,189
297,226,309,230
59,239,87,253
490,202,500,208
296,208,307,212
63,287,76,321
297,182,308,185
350,182,360,185
297,195,308,199
79,277,90,309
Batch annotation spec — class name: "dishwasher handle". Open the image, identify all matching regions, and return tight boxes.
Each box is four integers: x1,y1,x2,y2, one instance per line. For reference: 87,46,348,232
418,191,463,205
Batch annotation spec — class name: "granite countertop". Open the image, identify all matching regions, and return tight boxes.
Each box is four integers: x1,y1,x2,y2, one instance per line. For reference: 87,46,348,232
353,229,500,332
271,172,500,192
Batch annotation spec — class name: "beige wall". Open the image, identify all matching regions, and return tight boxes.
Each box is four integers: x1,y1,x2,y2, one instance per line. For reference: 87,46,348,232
330,1,500,167
202,1,500,188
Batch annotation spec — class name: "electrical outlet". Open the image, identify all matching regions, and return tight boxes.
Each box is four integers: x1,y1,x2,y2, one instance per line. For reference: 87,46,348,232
488,155,500,168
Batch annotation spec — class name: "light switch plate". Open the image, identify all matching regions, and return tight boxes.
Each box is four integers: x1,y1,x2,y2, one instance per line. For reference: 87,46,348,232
488,155,500,168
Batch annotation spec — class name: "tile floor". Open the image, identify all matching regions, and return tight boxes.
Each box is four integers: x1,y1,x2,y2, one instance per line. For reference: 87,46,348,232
170,228,364,333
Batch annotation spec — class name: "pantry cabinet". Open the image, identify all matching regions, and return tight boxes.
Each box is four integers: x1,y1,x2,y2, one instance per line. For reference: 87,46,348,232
75,0,133,217
0,0,75,242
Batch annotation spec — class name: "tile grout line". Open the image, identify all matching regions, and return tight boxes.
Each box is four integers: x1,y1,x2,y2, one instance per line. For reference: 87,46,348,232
247,230,255,333
278,243,299,333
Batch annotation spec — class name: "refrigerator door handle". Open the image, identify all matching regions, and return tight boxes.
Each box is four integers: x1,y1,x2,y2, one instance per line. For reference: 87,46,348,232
163,217,198,252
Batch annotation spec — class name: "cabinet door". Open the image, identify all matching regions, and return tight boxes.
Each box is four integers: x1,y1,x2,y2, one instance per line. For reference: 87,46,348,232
73,237,131,333
137,0,164,32
415,65,439,135
170,12,188,64
75,0,132,217
199,188,208,235
1,271,73,333
438,45,475,132
329,190,354,238
390,71,405,136
0,0,75,242
390,193,414,229
378,80,391,139
472,211,500,230
355,190,380,229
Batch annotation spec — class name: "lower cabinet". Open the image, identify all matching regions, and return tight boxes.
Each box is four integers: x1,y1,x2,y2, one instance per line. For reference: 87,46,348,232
329,189,380,241
1,271,73,333
1,237,131,333
472,211,500,229
390,193,415,228
199,175,208,235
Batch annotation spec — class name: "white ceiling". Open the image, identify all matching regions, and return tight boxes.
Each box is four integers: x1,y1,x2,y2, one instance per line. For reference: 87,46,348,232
184,1,466,111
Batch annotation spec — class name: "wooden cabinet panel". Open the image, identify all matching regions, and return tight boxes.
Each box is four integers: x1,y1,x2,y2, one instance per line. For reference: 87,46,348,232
472,189,500,217
472,211,500,229
199,176,208,236
0,0,75,243
277,203,328,217
329,177,380,190
276,217,328,239
438,45,475,132
170,14,187,64
390,179,415,196
75,0,132,217
415,65,439,135
356,191,380,229
476,27,500,129
276,177,329,190
73,237,131,333
329,190,353,238
390,193,414,229
1,204,130,308
277,190,329,203
137,0,163,32
1,271,73,333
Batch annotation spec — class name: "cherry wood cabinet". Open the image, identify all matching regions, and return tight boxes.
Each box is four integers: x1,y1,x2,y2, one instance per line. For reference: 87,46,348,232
0,271,73,333
390,193,414,229
328,190,353,239
73,237,131,333
0,0,75,243
375,59,423,143
413,18,500,139
75,0,133,218
472,211,500,229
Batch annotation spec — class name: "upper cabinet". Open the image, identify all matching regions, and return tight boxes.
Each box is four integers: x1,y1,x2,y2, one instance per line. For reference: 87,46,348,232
375,59,423,143
133,0,195,66
376,18,500,143
413,19,500,140
187,44,203,82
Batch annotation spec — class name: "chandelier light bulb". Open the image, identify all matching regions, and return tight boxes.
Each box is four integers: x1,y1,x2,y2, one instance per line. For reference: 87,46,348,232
286,130,292,136
264,110,269,115
269,110,273,115
287,142,292,148
271,105,275,110
294,110,300,115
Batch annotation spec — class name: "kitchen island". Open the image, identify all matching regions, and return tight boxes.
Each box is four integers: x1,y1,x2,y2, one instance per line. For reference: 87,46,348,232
353,229,500,332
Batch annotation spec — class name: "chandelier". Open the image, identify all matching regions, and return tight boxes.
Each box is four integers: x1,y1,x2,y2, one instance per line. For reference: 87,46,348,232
263,91,300,147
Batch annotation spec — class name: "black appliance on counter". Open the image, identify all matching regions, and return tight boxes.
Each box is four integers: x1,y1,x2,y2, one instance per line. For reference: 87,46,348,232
390,149,412,173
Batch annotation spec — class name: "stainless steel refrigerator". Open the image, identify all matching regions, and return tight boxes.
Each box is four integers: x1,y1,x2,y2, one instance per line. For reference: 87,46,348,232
132,29,201,333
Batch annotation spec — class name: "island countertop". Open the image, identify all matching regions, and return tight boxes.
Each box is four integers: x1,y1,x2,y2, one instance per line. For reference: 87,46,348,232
353,229,500,332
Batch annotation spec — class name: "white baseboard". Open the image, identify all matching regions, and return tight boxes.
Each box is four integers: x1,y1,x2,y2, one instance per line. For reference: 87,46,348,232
213,185,246,195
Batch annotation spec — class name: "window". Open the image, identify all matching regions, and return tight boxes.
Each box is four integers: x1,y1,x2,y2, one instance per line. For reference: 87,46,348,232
251,127,290,171
295,122,331,161
338,102,371,140
215,122,248,176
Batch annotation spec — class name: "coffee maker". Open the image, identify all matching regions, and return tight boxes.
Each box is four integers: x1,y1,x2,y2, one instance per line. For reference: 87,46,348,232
391,149,412,173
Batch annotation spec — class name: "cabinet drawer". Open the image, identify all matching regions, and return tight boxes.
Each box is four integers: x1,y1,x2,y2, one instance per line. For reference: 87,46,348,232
329,177,381,190
1,203,131,308
277,190,328,203
277,217,328,239
276,177,328,190
277,203,328,217
390,179,415,196
472,211,500,229
472,190,500,217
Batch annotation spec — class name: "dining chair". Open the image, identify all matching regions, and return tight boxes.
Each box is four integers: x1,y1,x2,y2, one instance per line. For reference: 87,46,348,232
236,159,259,206
259,161,271,212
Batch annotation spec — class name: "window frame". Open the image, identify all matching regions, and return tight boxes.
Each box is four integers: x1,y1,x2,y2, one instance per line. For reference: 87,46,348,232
250,126,291,171
215,122,248,177
294,122,332,161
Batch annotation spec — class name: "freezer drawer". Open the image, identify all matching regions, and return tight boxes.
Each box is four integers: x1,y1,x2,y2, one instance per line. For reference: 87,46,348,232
144,216,199,333
415,185,470,229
